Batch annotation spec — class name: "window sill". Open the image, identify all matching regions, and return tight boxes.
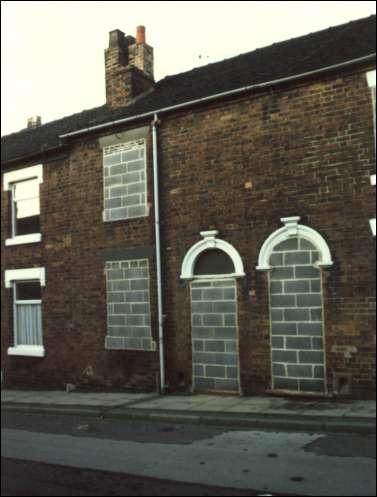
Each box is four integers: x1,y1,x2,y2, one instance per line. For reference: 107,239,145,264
5,234,42,246
370,218,376,237
8,346,45,358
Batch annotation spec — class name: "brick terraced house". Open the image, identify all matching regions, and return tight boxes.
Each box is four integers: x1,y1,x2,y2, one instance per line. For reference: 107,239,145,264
1,18,376,398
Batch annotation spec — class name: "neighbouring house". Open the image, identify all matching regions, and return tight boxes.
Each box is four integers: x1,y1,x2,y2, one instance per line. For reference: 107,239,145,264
1,17,376,398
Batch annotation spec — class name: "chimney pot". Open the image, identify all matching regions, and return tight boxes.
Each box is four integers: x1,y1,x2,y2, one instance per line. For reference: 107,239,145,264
27,116,42,129
136,26,146,44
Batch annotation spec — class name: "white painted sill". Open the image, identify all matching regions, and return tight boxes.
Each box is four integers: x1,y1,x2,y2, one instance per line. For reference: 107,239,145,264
5,234,42,246
8,346,45,358
180,273,246,281
370,218,376,237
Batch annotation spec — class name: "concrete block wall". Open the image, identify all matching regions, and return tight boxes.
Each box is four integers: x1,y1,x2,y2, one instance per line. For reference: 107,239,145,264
105,259,155,351
103,139,147,221
269,237,325,392
191,279,240,392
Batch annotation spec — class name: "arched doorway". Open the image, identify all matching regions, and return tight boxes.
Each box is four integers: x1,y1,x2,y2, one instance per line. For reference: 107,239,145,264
257,217,333,394
181,231,245,393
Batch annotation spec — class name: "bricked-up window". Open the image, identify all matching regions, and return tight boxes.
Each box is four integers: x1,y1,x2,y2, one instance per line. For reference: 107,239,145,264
103,139,147,221
13,281,43,349
5,267,45,357
104,259,155,351
12,178,41,236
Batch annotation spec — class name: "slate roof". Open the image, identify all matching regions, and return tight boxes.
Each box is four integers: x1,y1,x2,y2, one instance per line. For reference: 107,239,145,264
2,15,376,163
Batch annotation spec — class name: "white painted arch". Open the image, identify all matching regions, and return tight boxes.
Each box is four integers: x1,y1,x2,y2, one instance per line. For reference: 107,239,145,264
256,217,333,271
180,231,245,280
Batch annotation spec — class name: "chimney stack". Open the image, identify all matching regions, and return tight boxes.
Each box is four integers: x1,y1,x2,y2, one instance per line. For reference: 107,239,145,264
27,116,42,129
105,26,154,108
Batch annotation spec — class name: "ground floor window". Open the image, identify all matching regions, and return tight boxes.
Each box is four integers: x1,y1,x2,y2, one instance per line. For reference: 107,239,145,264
5,267,45,357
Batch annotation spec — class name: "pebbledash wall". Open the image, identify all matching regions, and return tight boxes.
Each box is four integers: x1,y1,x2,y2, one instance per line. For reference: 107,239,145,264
1,68,376,398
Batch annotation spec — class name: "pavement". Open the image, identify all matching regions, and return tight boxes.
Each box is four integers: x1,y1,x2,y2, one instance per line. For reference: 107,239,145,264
1,389,376,434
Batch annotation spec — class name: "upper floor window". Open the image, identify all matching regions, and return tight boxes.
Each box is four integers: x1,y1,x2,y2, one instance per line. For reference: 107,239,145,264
3,164,43,246
103,139,148,222
12,178,40,235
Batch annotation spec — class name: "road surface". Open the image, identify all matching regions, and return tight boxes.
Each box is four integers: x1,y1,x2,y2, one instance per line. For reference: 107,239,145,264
2,411,376,496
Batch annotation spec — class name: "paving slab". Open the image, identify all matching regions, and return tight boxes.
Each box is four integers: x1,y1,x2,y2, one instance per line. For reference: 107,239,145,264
2,390,375,434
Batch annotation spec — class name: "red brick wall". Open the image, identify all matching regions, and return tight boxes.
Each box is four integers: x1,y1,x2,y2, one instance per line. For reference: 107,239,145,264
158,67,376,398
1,138,160,391
1,65,376,397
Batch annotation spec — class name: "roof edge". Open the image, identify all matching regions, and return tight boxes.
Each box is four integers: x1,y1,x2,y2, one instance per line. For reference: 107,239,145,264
59,53,376,141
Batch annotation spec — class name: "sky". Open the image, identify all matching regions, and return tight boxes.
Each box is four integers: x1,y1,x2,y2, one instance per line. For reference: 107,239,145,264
1,1,376,136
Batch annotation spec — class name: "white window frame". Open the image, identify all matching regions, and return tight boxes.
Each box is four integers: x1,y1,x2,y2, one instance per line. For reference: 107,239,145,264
367,70,376,236
3,165,43,246
371,174,376,237
5,267,46,357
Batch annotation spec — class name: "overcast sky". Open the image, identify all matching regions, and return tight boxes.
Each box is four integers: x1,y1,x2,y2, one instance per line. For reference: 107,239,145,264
1,1,376,136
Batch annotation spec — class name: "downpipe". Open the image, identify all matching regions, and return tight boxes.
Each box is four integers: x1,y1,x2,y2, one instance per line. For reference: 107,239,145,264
151,113,166,393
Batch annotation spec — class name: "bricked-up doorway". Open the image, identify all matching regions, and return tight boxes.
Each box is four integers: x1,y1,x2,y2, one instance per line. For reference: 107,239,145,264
269,237,326,393
191,278,240,392
181,231,245,393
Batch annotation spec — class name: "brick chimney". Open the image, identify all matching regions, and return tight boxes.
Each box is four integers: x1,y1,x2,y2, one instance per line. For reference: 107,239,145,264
27,116,42,129
105,26,154,108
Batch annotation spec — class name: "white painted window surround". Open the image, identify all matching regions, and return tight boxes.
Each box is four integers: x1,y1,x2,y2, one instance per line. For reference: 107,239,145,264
257,217,333,271
367,69,376,146
3,164,43,246
5,268,46,288
5,267,46,358
180,231,245,280
367,70,376,88
5,234,42,246
3,165,43,190
371,174,376,236
8,346,45,358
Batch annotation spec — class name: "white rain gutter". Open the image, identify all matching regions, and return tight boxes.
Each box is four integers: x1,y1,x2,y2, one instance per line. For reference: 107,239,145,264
59,53,375,140
151,112,166,393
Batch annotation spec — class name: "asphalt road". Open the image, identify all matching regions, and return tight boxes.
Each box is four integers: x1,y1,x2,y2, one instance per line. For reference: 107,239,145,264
2,411,376,496
2,457,297,496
